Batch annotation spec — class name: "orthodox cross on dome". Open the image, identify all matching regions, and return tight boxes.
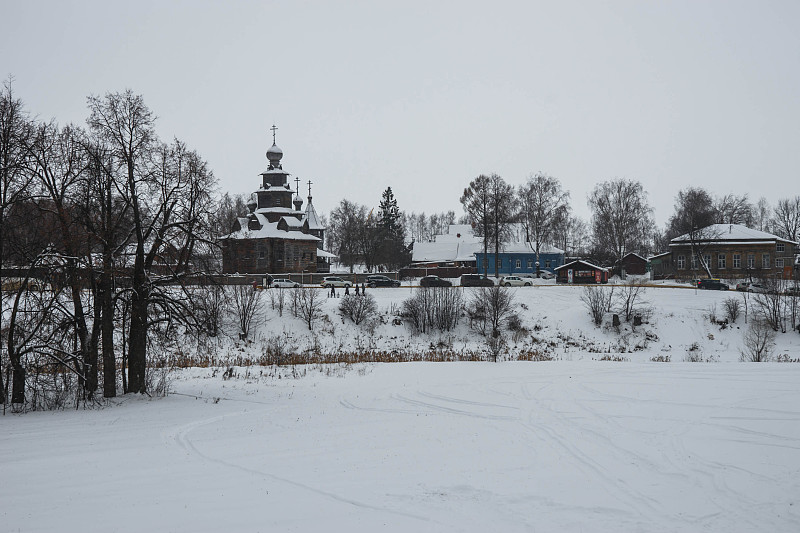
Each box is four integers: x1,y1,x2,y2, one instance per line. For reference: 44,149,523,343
270,124,278,145
294,177,300,196
307,179,313,199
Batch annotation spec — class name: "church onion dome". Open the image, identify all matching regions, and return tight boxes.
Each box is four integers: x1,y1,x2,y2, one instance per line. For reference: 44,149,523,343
246,194,257,211
266,143,283,164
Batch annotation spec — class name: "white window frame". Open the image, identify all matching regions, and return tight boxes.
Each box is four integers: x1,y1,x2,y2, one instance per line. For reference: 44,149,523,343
515,259,521,269
718,254,726,269
747,254,755,269
677,255,686,269
777,242,785,253
732,254,741,268
776,258,784,268
763,253,770,268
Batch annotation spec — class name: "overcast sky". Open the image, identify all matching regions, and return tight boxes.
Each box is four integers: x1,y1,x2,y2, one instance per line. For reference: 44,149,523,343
3,0,799,227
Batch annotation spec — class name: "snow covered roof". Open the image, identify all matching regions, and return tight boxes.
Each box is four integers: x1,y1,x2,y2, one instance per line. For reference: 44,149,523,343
224,213,319,242
554,259,608,271
489,242,565,255
316,249,337,259
305,199,325,230
254,207,302,216
621,252,648,262
411,240,482,263
281,216,303,228
649,251,671,260
670,224,798,246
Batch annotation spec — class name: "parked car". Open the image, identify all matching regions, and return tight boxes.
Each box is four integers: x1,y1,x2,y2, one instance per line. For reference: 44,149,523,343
538,270,555,280
321,276,351,289
736,281,751,292
366,275,400,288
272,278,299,288
500,276,532,287
697,279,729,291
747,282,769,293
785,285,800,297
420,275,452,287
460,274,494,287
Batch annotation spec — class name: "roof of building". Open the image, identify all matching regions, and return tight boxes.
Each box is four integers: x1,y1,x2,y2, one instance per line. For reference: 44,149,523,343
224,213,320,242
304,198,325,230
475,242,565,255
621,252,648,262
670,224,799,246
411,240,483,263
554,259,608,272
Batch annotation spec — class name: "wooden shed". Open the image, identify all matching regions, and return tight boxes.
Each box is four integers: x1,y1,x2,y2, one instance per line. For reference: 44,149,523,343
555,260,609,284
618,252,648,276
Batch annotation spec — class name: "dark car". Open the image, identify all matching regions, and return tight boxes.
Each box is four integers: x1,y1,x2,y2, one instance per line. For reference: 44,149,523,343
420,275,452,287
366,275,401,288
698,279,729,291
460,274,494,287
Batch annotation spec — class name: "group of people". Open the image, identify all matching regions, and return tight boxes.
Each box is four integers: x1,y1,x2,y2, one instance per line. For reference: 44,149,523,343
330,282,367,298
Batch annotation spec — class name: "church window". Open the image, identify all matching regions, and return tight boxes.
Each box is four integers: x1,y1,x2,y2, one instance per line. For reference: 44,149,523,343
515,259,521,268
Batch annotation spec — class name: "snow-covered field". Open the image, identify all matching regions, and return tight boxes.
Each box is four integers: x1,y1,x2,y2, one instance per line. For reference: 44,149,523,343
3,284,800,532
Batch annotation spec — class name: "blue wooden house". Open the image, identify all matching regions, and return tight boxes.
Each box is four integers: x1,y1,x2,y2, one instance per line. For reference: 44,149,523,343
474,242,565,276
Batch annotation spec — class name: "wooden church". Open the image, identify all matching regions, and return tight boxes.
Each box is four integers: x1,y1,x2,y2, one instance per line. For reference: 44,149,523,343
221,127,335,274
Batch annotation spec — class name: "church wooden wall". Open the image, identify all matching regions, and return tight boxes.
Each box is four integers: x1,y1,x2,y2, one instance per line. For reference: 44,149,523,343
222,237,318,274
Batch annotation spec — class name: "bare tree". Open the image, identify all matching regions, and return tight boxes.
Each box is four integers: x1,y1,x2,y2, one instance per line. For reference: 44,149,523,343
772,196,800,242
296,287,323,330
615,278,648,323
740,320,776,362
518,173,570,276
88,92,215,394
581,285,614,327
714,194,753,225
461,175,493,276
752,197,771,232
588,178,653,264
0,78,36,404
228,285,263,339
666,188,721,278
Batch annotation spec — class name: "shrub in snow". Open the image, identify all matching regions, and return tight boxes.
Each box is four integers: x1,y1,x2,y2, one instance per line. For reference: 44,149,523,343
296,287,324,330
740,320,776,362
723,297,741,324
227,285,264,340
339,293,377,325
466,286,514,337
402,286,462,334
580,285,613,327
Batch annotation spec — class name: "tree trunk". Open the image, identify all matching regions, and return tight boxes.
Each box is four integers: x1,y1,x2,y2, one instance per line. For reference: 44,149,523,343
10,356,25,405
127,279,149,394
101,263,115,397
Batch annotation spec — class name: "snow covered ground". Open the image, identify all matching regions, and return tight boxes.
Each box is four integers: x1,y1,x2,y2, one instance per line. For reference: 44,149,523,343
3,284,800,532
3,363,800,532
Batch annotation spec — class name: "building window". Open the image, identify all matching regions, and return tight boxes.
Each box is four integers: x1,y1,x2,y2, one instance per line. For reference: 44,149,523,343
763,253,770,268
496,258,502,268
259,250,265,259
527,259,532,269
718,254,726,269
691,255,698,269
677,255,686,269
776,258,784,268
545,260,551,268
482,259,488,269
733,254,741,268
777,242,785,253
515,259,521,268
703,254,711,269
747,254,755,269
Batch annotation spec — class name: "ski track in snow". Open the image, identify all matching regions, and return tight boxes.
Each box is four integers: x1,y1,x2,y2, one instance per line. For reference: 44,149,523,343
167,408,438,526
